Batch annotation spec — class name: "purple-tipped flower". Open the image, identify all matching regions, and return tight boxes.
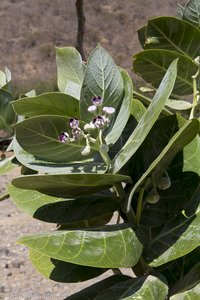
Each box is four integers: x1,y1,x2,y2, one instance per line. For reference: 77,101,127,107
72,127,82,140
92,116,105,128
88,105,97,113
103,106,115,115
69,117,79,129
92,96,103,106
59,132,70,143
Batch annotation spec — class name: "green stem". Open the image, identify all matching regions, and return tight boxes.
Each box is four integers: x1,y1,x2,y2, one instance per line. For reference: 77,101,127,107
135,187,144,225
190,68,200,119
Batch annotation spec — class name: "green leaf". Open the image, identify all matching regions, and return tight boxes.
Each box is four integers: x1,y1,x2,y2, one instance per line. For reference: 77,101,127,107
133,49,197,95
145,211,200,267
66,275,131,300
12,92,80,118
177,4,184,19
56,47,85,98
13,137,107,174
0,89,15,125
0,71,6,87
182,0,200,28
105,69,132,146
8,184,120,224
144,17,200,59
18,224,143,268
110,59,178,174
13,115,94,163
170,282,200,299
66,274,168,300
0,156,17,175
29,249,107,283
12,173,132,197
80,45,123,123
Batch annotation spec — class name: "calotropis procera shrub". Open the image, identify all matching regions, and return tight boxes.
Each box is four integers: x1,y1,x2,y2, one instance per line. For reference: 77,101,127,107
1,0,200,298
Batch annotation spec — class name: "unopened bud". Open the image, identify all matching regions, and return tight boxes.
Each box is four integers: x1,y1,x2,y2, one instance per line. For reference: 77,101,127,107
157,176,171,190
81,145,91,156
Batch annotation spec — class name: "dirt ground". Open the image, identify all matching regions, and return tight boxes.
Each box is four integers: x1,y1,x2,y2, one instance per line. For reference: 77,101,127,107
0,0,181,299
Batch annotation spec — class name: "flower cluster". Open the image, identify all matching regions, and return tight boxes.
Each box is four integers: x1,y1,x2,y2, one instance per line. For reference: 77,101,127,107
58,96,115,156
86,96,115,130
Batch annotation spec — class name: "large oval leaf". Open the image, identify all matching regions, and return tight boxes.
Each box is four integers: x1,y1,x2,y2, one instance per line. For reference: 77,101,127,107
145,17,200,59
13,115,96,163
56,47,85,99
12,92,80,118
18,224,143,268
133,49,197,95
12,173,132,197
8,184,120,224
80,45,123,123
110,59,178,174
13,138,107,174
29,250,107,283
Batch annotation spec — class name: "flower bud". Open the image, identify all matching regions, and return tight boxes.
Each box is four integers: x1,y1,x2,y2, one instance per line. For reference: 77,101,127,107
103,106,115,115
72,127,82,140
88,105,97,113
146,190,160,204
69,117,79,129
157,176,171,190
92,116,105,128
84,123,96,131
100,144,109,153
92,96,103,106
81,145,91,156
58,132,70,143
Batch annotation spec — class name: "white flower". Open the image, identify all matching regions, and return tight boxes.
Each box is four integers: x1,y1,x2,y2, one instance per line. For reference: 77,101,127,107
92,96,103,106
88,105,97,113
84,123,96,131
103,106,115,115
69,117,79,129
59,132,70,143
92,116,105,128
72,127,82,140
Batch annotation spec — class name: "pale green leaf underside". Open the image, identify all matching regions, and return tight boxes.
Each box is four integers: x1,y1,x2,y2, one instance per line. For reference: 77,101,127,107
56,47,85,99
182,0,200,27
183,134,200,175
110,59,178,174
18,224,143,268
0,156,16,175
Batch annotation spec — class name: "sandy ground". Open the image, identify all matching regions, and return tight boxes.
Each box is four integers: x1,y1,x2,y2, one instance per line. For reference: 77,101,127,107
0,1,181,299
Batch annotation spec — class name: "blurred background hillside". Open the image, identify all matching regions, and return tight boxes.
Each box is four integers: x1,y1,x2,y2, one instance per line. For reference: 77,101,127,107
0,0,180,97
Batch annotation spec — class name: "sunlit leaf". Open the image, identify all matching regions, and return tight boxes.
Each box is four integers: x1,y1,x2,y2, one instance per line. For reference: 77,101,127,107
18,224,143,268
56,47,85,99
170,282,200,299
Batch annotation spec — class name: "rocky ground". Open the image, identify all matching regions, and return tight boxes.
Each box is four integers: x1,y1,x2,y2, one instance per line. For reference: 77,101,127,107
0,0,181,299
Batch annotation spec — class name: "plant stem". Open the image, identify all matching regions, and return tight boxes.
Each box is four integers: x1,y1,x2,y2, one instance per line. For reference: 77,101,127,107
189,68,200,119
135,187,144,225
